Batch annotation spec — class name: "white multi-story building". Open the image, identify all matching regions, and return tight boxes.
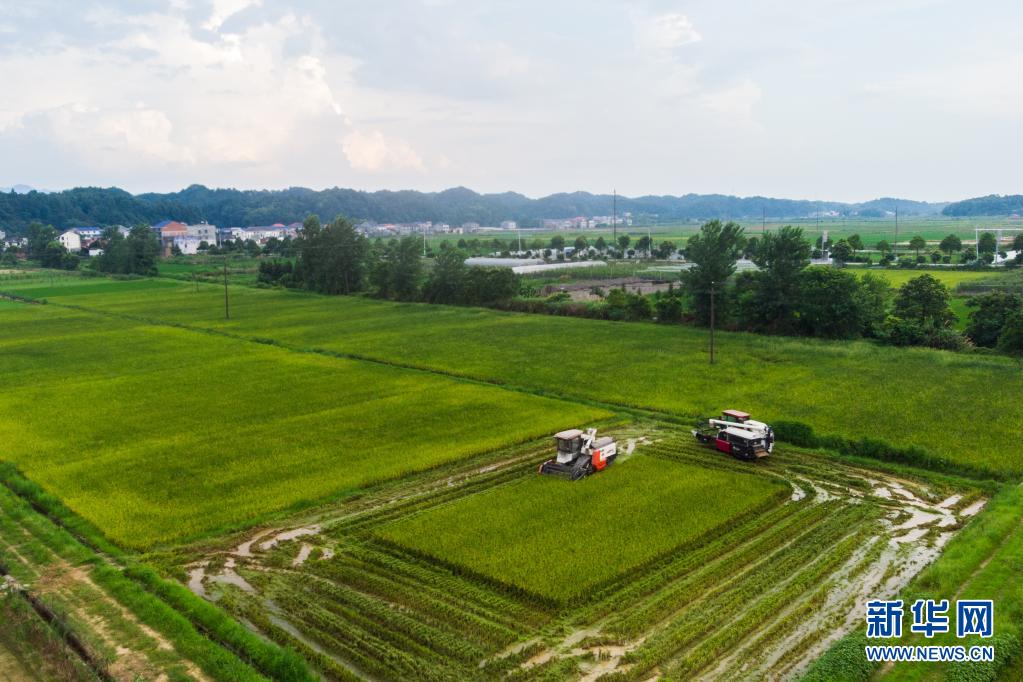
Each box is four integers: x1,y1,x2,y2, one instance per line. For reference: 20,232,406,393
500,220,517,230
172,237,204,255
58,230,82,252
185,223,218,243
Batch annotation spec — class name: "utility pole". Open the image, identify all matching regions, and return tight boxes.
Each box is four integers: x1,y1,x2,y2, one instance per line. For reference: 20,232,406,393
612,189,617,250
816,202,821,250
709,281,716,365
518,228,522,253
223,256,230,319
423,227,427,257
894,206,899,259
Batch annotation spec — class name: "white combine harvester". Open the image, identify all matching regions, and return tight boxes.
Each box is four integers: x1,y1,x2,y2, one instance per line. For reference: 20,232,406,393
693,409,775,461
538,428,618,480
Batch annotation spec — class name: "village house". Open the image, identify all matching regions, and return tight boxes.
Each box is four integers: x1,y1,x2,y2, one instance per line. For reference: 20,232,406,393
58,229,82,252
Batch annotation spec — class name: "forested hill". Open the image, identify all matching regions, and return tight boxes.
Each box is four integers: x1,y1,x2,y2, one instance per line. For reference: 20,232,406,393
943,194,1023,216
0,187,202,234
1,184,946,235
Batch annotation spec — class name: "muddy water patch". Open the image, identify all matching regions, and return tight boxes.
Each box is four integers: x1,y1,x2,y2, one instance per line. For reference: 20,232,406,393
259,526,321,551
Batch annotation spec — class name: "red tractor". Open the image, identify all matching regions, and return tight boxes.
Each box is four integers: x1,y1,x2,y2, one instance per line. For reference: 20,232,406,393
693,410,774,461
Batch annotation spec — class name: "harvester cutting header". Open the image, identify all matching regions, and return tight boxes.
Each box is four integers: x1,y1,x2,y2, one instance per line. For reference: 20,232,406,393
693,410,774,461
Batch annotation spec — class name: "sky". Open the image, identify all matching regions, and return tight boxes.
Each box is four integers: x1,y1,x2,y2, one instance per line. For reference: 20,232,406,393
1,0,1021,202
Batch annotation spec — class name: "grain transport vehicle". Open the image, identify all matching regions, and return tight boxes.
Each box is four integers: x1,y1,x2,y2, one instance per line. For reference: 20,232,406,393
693,409,775,461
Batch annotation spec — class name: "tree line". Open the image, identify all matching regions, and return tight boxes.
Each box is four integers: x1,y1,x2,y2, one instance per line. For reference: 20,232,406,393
257,216,520,307
682,221,1021,352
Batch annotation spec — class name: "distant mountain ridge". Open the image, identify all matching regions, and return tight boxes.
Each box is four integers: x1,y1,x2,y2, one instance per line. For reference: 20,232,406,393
943,195,1023,217
0,184,955,235
0,184,40,194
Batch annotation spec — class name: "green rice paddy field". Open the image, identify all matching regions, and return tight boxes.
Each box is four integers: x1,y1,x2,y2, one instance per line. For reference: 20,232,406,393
376,454,787,603
5,271,1023,680
5,274,1023,477
849,268,996,288
0,301,608,548
426,216,1019,250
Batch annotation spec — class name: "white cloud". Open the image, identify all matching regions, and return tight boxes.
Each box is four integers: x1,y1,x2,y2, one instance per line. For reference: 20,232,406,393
635,12,702,56
0,4,346,174
202,0,261,32
48,104,190,163
341,130,425,172
700,79,763,122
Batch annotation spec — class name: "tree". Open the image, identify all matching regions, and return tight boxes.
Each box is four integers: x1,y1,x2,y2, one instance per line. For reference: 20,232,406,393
27,222,58,261
296,214,369,295
635,235,652,255
978,232,997,256
549,235,566,250
422,248,467,304
95,225,159,275
625,293,653,320
965,292,1023,347
389,236,424,300
894,274,954,327
257,260,294,286
909,236,927,259
830,239,853,265
617,235,630,252
125,225,160,274
855,273,892,336
573,236,588,251
939,234,962,256
1014,234,1023,252
848,234,864,252
462,267,519,305
794,267,865,339
682,220,744,325
740,225,811,333
595,236,607,252
743,236,759,260
40,241,78,270
930,250,942,264
654,287,683,323
876,240,892,257
997,312,1023,355
656,240,676,259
